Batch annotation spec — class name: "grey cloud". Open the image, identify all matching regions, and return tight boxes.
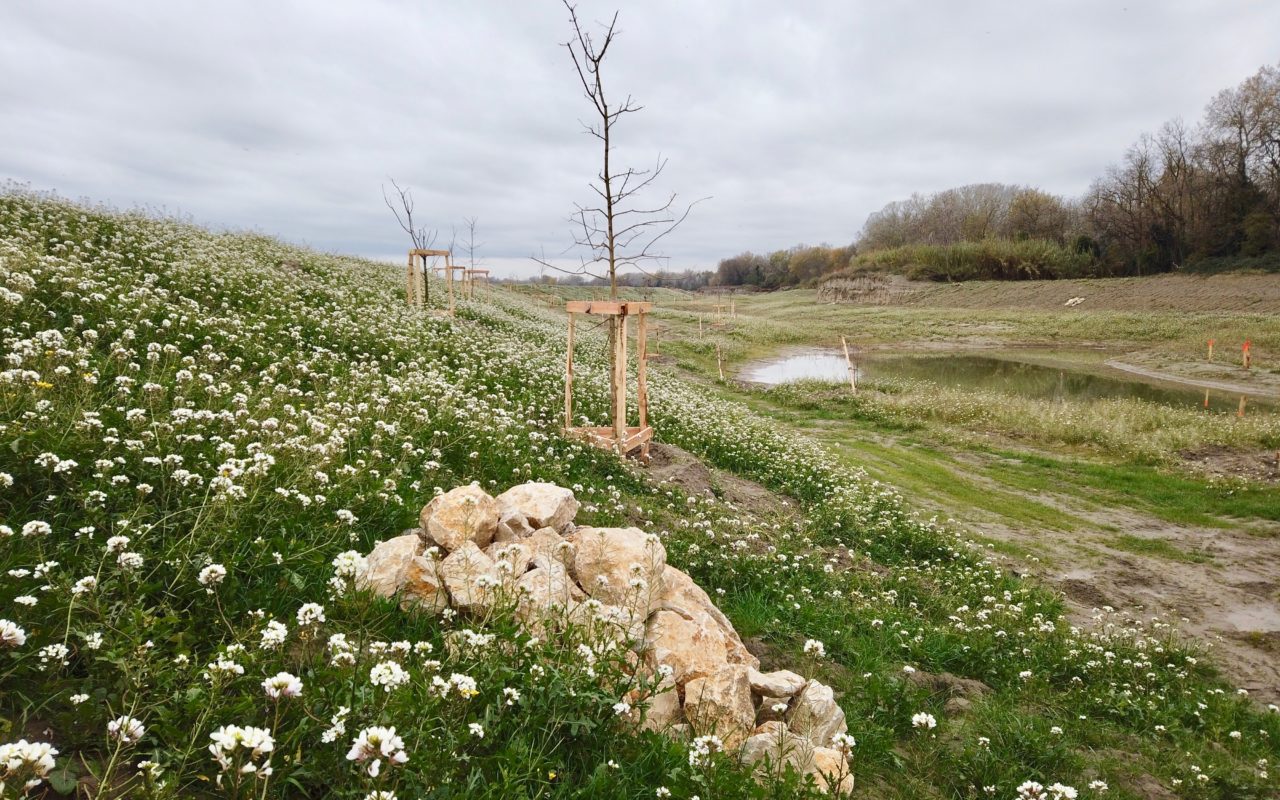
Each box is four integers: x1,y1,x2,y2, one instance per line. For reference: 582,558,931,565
2,1,1278,275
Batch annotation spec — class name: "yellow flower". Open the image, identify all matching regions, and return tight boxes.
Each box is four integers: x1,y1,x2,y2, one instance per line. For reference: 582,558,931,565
34,381,53,390
548,771,557,781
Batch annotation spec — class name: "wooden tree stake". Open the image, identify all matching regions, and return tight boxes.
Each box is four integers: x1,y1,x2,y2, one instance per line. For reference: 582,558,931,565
565,312,576,429
637,312,649,438
841,336,858,395
1238,395,1247,418
716,343,725,381
1207,339,1215,362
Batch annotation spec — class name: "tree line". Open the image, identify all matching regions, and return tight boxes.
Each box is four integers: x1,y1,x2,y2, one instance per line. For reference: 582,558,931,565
710,62,1280,287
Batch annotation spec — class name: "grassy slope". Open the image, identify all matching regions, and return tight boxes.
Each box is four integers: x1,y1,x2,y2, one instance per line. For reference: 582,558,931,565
1,192,1278,799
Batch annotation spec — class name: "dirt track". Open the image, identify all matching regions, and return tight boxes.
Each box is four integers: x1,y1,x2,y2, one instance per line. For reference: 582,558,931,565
821,272,1280,313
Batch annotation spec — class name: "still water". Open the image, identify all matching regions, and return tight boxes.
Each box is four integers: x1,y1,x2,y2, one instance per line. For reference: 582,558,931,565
740,350,1265,412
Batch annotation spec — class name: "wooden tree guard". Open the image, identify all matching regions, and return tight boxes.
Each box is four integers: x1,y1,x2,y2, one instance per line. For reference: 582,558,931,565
463,268,490,299
405,248,466,315
406,248,451,307
564,300,653,460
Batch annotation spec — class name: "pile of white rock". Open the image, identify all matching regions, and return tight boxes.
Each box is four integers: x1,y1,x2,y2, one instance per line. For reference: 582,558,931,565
361,482,853,794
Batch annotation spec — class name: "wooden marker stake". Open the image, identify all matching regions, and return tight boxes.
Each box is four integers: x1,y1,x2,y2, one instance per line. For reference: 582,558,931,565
731,297,736,319
699,315,704,339
1203,389,1210,409
564,312,576,429
1238,395,1247,418
1207,339,1215,362
841,336,858,395
716,343,725,381
1243,340,1252,369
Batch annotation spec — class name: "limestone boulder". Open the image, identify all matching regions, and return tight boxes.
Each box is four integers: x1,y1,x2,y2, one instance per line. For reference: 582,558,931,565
496,482,579,534
569,600,646,648
785,680,847,748
420,485,498,552
629,673,682,733
739,721,814,774
438,541,498,612
658,566,759,669
756,695,792,724
643,608,729,685
399,554,449,613
495,508,535,543
526,527,576,574
748,668,807,698
808,746,855,795
515,563,585,625
683,664,756,749
574,527,666,612
359,534,422,597
487,541,532,587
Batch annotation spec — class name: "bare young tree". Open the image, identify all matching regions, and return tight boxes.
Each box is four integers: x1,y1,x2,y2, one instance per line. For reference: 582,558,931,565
537,2,701,298
462,216,482,269
383,178,437,250
383,178,438,303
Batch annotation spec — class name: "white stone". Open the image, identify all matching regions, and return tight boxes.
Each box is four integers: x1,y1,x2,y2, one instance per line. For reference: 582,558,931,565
785,680,847,748
438,541,498,612
358,534,422,597
420,484,498,552
574,526,666,612
642,608,729,685
747,668,807,698
658,566,758,669
683,664,757,749
496,482,579,533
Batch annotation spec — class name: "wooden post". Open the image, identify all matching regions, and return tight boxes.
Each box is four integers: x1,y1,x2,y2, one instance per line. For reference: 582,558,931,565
731,297,736,319
1203,389,1210,409
699,315,703,339
614,314,629,452
652,325,659,356
841,336,858,395
565,313,576,429
637,311,649,460
447,254,456,317
1238,395,1247,418
406,252,416,306
1243,340,1252,369
1207,339,1215,362
716,343,725,381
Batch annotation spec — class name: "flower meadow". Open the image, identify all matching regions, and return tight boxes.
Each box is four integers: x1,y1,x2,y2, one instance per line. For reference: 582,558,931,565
0,187,1278,799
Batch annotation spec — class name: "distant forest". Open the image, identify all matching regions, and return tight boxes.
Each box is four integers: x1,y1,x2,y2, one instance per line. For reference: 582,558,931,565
525,63,1280,289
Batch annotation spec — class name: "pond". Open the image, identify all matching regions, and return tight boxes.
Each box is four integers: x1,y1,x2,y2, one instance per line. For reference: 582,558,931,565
740,350,1267,412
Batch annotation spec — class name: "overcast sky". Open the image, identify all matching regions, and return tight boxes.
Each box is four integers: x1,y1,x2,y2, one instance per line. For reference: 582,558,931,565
3,2,1279,276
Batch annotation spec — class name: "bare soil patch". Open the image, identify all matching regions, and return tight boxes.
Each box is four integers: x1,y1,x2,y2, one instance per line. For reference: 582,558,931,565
642,441,800,522
1179,445,1280,484
821,273,1280,313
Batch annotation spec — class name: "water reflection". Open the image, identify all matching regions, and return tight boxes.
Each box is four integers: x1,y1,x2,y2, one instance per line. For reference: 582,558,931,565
742,350,1268,413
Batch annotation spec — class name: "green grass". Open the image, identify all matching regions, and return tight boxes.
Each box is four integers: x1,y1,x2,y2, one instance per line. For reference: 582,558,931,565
981,451,1280,527
3,188,1280,800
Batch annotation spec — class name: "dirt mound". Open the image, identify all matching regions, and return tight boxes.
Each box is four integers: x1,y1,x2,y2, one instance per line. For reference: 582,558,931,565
1180,446,1280,484
644,442,793,520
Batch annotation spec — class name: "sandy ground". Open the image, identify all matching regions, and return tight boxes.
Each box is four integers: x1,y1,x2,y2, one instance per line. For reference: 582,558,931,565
931,465,1280,704
821,272,1280,313
644,439,1280,704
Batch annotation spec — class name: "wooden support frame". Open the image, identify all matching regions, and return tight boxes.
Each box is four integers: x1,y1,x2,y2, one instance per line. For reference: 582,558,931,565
406,248,458,313
463,268,490,299
564,300,654,461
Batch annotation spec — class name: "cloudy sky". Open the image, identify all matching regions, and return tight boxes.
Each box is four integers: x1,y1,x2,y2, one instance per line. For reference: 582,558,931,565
3,2,1279,276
